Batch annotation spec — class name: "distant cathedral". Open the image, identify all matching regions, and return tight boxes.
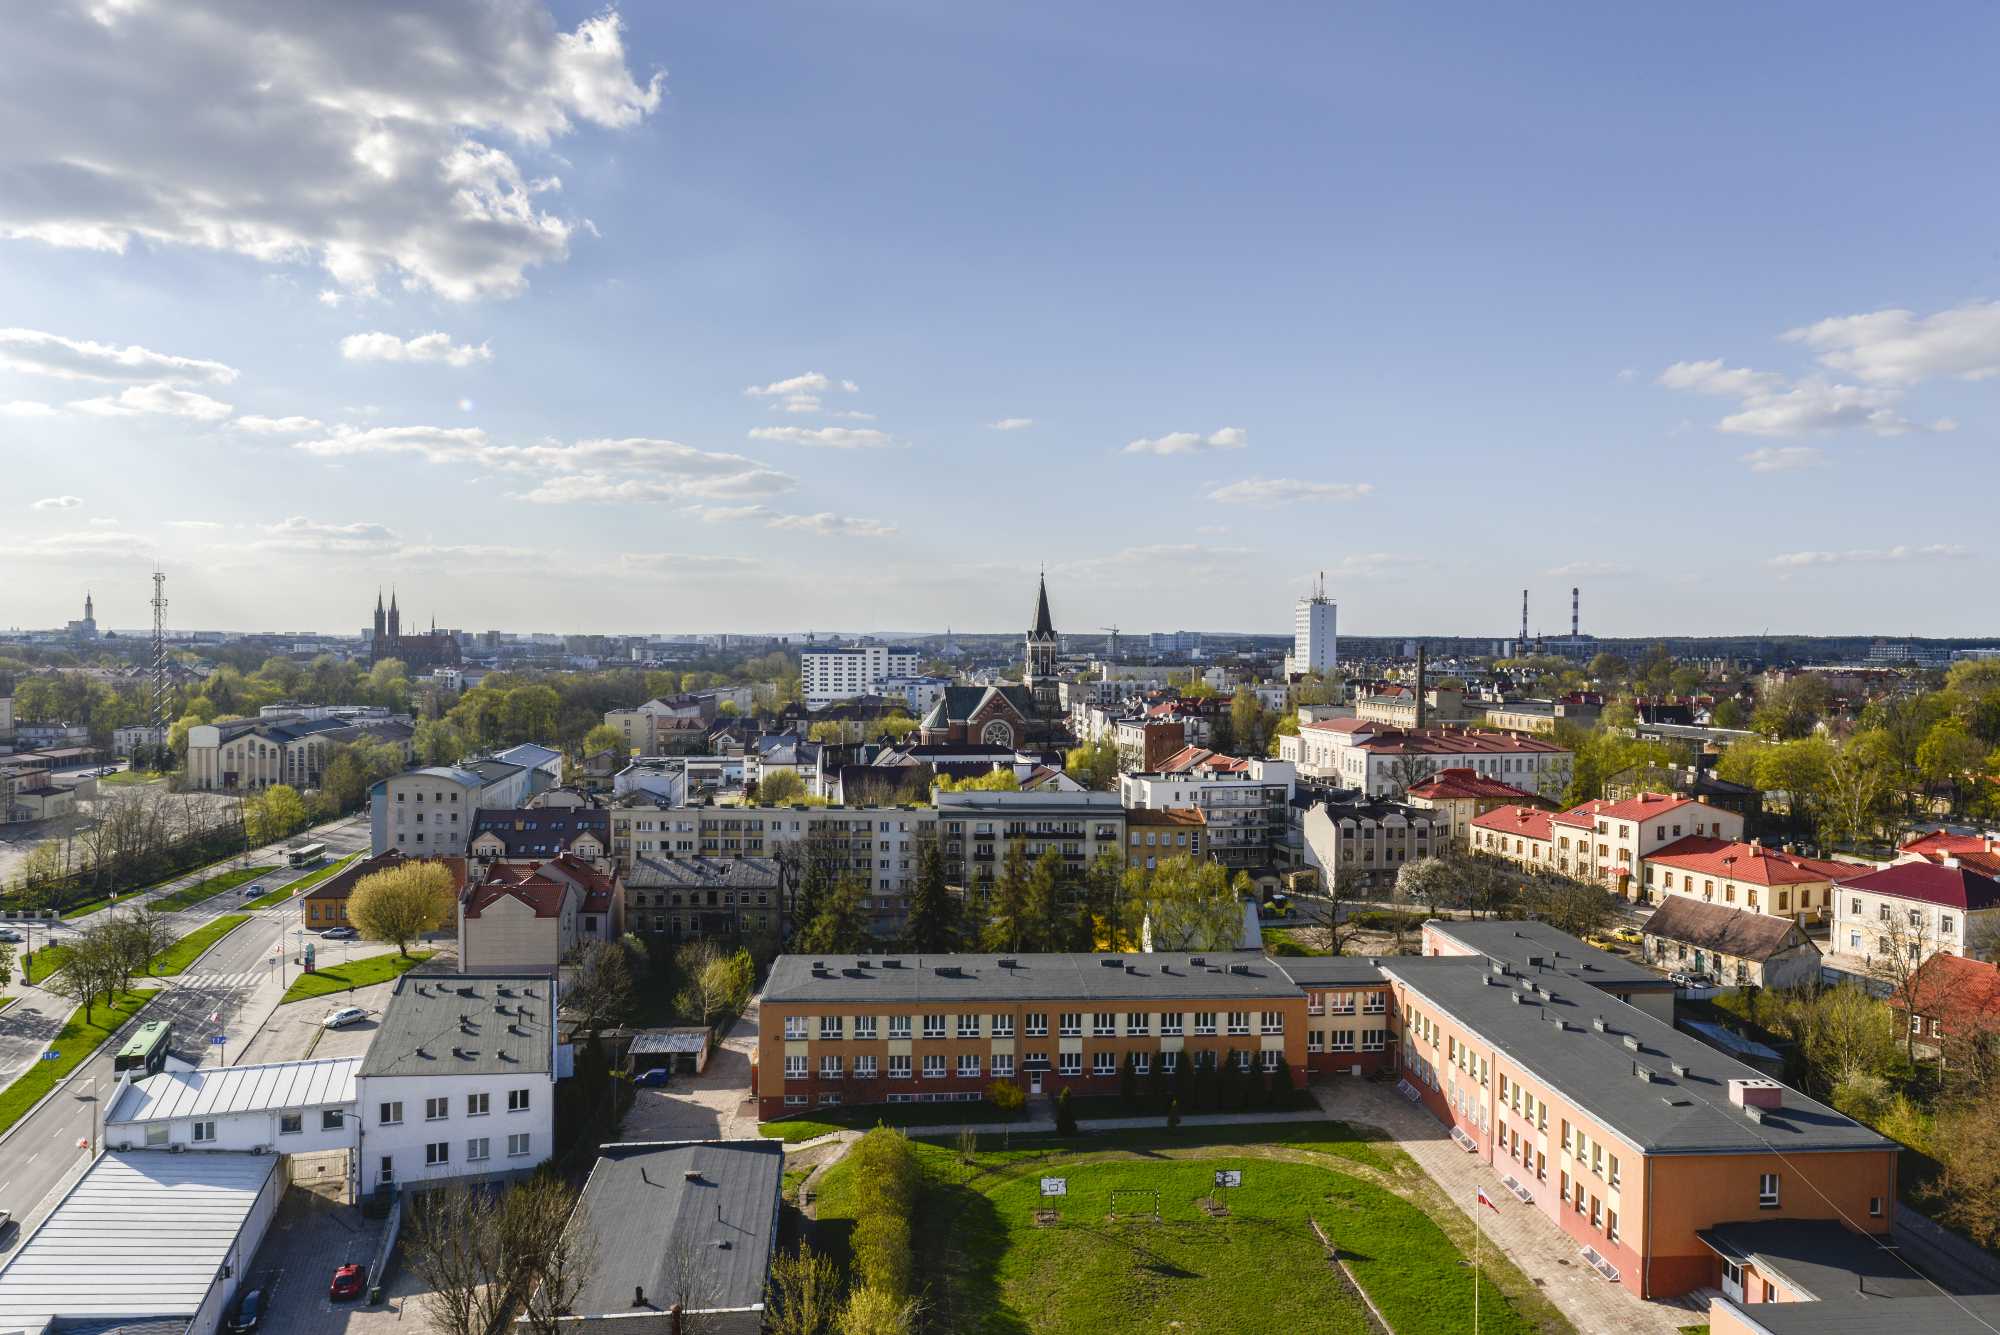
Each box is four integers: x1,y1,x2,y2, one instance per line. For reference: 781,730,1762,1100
914,572,1069,749
369,590,461,672
66,590,99,642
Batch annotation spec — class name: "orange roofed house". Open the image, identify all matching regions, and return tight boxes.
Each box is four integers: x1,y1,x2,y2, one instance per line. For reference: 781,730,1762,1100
1409,766,1552,845
300,850,468,931
1641,837,1853,922
1472,792,1744,901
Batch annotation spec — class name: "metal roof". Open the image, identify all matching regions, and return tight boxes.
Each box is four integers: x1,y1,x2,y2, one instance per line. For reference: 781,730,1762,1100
629,1029,710,1056
105,1057,360,1127
1710,1294,2000,1335
566,1141,782,1320
764,952,1303,1005
0,1150,279,1325
359,972,555,1079
1379,956,1895,1156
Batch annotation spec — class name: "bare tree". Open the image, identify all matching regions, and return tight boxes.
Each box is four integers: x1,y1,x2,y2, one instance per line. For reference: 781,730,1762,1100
563,939,636,1036
1868,909,1938,1060
662,1230,725,1333
115,909,175,980
407,1184,512,1335
767,1244,844,1335
516,1177,600,1335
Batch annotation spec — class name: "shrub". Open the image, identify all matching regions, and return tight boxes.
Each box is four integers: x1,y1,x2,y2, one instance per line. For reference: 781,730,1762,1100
845,1128,919,1301
1055,1087,1078,1137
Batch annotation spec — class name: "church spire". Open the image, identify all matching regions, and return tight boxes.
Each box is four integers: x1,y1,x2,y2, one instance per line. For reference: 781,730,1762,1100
1030,569,1056,640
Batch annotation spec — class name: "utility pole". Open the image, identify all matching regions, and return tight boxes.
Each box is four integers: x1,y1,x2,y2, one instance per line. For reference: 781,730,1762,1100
149,568,168,772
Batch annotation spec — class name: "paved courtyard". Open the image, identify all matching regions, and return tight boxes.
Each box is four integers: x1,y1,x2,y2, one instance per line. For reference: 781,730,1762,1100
617,997,762,1142
237,1186,434,1334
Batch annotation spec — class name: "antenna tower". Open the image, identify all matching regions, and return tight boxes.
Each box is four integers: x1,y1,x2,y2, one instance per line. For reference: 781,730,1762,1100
150,568,168,766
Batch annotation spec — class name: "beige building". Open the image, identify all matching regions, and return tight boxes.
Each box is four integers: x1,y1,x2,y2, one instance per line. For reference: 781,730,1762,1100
604,698,708,756
1302,798,1445,895
1640,838,1851,920
185,714,413,791
1641,897,1823,989
1550,793,1743,898
1354,684,1466,728
457,873,579,971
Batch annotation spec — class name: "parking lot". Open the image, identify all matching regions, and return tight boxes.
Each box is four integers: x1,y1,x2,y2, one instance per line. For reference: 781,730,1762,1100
237,1186,432,1334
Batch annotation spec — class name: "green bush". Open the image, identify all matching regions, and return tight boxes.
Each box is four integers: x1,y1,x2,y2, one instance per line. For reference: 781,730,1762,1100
846,1127,919,1300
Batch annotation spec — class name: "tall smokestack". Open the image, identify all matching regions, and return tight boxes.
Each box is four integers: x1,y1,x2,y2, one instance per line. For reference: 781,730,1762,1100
1571,587,1579,639
1414,643,1427,730
1521,589,1529,645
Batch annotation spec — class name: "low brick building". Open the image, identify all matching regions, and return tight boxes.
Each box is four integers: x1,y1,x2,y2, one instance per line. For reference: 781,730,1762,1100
301,851,466,931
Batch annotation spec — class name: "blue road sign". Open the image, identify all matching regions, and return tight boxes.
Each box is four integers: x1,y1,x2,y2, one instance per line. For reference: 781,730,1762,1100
209,1034,228,1045
41,1049,60,1061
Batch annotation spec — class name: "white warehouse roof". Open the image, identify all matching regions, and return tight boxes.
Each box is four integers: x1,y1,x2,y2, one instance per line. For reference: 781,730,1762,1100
0,1150,278,1326
105,1056,360,1127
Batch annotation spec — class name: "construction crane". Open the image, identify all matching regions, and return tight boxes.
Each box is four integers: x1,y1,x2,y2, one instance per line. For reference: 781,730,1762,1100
1100,625,1121,662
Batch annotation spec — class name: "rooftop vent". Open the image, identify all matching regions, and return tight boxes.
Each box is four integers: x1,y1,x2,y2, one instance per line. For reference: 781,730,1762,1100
997,958,1018,969
459,985,477,997
1591,1016,1608,1033
1230,963,1250,976
1100,957,1124,968
1510,992,1524,1005
1622,1035,1640,1052
856,959,873,969
1525,954,1546,968
416,984,430,997
1190,956,1207,967
934,965,961,978
1728,1077,1782,1112
1743,1104,1767,1124
1635,1067,1655,1084
812,960,825,970
415,1045,429,1059
684,1169,703,1183
1671,1061,1690,1078
881,959,901,969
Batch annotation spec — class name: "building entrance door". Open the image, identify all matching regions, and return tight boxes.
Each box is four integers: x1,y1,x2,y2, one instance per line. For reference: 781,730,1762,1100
1721,1259,1743,1303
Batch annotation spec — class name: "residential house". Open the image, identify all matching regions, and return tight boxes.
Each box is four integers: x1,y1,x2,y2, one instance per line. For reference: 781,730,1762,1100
1279,718,1571,799
1641,897,1824,989
1120,748,1294,872
1406,767,1550,844
1470,803,1557,870
1549,794,1744,899
1832,860,2000,967
301,851,468,932
458,865,581,971
1301,796,1444,895
1124,806,1207,870
1641,838,1852,922
1891,951,2000,1063
934,790,1125,901
371,760,548,856
624,855,783,941
468,806,610,865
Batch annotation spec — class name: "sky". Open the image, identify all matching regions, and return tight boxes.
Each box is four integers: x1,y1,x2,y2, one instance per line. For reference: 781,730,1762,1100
4,2,1999,640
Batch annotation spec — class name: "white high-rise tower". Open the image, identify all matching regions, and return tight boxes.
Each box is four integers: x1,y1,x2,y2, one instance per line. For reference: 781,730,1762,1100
1287,573,1337,676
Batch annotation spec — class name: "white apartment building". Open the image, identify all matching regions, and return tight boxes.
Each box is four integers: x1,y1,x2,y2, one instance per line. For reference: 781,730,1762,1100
1287,587,1337,677
1121,752,1296,871
1832,860,2000,967
1281,718,1571,798
360,973,560,1192
370,759,542,856
801,644,920,704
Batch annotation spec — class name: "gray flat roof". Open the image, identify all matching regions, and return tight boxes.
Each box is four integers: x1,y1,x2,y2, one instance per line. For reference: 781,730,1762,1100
359,972,554,1079
567,1141,782,1319
1714,1294,2000,1334
0,1150,278,1325
1426,919,1672,991
1698,1219,1936,1302
1379,956,1895,1155
106,1055,360,1126
764,952,1303,1005
1270,956,1392,986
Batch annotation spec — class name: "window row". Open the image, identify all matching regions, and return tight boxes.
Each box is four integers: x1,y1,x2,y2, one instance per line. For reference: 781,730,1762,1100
781,1009,1287,1040
376,1089,531,1126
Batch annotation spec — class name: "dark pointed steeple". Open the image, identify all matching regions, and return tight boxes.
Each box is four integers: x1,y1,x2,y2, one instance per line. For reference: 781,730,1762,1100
373,589,386,641
387,588,400,639
1030,569,1056,640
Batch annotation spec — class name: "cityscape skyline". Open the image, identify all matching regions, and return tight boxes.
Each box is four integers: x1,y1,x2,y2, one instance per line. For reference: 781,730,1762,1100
8,3,2000,635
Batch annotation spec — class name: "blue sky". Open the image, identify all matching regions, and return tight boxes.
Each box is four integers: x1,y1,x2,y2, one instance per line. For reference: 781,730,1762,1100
5,2,1997,638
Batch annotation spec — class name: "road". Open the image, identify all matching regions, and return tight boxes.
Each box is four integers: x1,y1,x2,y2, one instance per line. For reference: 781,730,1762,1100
0,813,375,1247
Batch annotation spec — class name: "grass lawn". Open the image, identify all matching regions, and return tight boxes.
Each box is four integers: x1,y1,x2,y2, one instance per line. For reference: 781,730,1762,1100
0,988,158,1135
26,942,72,985
245,853,357,909
281,949,435,1003
813,1136,1535,1335
96,769,163,787
59,894,116,921
761,1099,1018,1142
149,914,251,977
153,864,275,913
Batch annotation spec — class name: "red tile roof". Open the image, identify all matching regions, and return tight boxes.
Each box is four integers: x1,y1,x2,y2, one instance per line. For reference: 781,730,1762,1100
1157,745,1250,774
1836,860,2000,911
1902,953,2000,1035
1407,767,1543,802
1470,804,1554,842
1644,837,1853,886
463,875,575,919
1899,829,1997,859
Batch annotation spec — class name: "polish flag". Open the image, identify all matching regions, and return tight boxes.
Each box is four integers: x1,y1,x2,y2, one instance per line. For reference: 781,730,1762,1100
1476,1188,1500,1213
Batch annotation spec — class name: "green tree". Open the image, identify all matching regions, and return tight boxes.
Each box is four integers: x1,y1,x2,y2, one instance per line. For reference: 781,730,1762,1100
878,712,918,742
755,769,807,805
245,783,308,846
349,861,456,957
986,1079,1026,1119
1229,686,1269,756
933,768,1020,793
904,832,962,953
1054,1086,1077,1136
580,723,626,760
800,873,870,954
768,1245,844,1335
1021,848,1067,952
1119,1051,1140,1110
1063,736,1120,791
981,844,1033,952
1133,855,1242,950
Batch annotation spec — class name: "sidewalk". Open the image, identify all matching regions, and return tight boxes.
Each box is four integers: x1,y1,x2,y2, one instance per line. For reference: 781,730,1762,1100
1311,1079,1700,1335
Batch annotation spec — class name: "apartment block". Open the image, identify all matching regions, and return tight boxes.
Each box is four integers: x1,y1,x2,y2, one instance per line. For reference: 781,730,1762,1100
933,790,1125,895
801,644,919,704
1119,748,1293,871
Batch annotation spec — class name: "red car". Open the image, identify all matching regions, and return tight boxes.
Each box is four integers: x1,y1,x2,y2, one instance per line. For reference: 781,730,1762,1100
328,1263,366,1302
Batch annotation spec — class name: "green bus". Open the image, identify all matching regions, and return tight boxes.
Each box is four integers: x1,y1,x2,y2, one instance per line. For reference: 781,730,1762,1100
113,1020,172,1075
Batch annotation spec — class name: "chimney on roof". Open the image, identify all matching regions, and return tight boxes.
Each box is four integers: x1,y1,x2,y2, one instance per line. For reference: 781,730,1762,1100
1728,1077,1782,1111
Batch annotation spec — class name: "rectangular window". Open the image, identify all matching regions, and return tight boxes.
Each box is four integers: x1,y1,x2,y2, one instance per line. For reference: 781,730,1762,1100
1261,1049,1280,1072
1193,1012,1218,1036
467,1137,490,1162
426,1142,449,1167
922,1014,947,1039
1160,1012,1185,1036
1260,1010,1284,1034
1759,1173,1780,1207
467,1092,489,1117
1058,1051,1082,1076
508,1133,531,1157
379,1155,395,1186
1608,1154,1620,1188
784,1055,807,1080
1092,1051,1116,1076
1133,1052,1151,1074
820,1015,843,1040
1590,1196,1601,1229
1227,1011,1251,1035
1869,1196,1883,1217
854,1054,878,1078
1162,1050,1179,1072
1606,1208,1619,1243
958,1053,981,1078
888,1055,912,1079
991,1013,1014,1038
1059,1012,1083,1037
991,1053,1014,1078
279,1112,302,1135
853,1015,878,1040
889,1015,912,1039
508,1088,530,1113
323,1109,344,1131
380,1101,403,1126
1560,1170,1571,1203
425,1096,449,1122
820,1054,842,1079
922,1054,946,1079
958,1014,981,1038
1025,1012,1048,1037
1093,1012,1117,1036
783,1015,809,1039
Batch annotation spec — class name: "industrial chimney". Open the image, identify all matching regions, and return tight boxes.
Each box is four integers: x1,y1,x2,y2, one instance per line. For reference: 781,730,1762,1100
1571,587,1580,639
1520,589,1529,646
1414,643,1428,730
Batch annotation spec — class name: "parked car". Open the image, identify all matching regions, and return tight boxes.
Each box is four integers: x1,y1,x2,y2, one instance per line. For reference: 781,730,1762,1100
1668,970,1714,988
320,926,358,940
329,1263,366,1301
633,1067,671,1087
227,1286,266,1331
1612,926,1643,944
323,1006,367,1029
0,928,21,943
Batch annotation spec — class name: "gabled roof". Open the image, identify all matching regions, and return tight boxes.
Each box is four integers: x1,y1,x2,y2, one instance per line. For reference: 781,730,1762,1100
1899,828,1994,858
1836,859,2000,911
1645,836,1852,886
1155,745,1250,775
1903,952,2000,1032
107,1056,361,1126
1470,804,1553,842
1407,767,1542,802
302,851,468,901
468,807,609,858
1553,791,1707,829
1642,897,1815,963
462,875,576,920
627,855,781,890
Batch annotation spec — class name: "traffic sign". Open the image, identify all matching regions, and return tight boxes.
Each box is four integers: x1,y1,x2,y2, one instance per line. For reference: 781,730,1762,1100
1039,1177,1067,1197
41,1049,61,1062
209,1035,228,1046
1213,1169,1241,1188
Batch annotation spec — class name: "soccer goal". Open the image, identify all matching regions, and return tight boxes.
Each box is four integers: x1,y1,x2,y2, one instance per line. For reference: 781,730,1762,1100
1108,1188,1162,1222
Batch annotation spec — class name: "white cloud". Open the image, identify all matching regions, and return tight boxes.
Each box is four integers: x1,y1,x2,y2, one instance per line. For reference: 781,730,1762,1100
1203,476,1372,505
618,552,762,573
1,400,58,416
339,331,493,367
1715,378,1919,438
19,528,154,558
32,495,83,510
1546,560,1634,578
765,511,897,538
88,516,119,526
1739,445,1823,473
1656,360,1785,398
294,424,494,463
1767,544,1972,569
989,417,1034,431
167,519,223,529
0,327,236,384
748,425,897,449
70,382,233,421
744,372,859,398
252,515,397,552
1123,426,1249,456
0,5,662,300
231,414,324,434
1783,301,2000,386
510,467,793,505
